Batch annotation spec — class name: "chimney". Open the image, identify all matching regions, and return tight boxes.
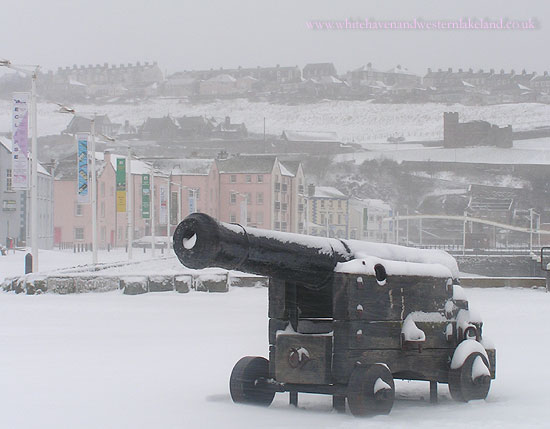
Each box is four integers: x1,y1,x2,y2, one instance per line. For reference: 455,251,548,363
308,184,315,197
104,149,112,165
448,67,452,72
468,68,473,73
438,68,442,72
458,68,463,73
427,67,432,73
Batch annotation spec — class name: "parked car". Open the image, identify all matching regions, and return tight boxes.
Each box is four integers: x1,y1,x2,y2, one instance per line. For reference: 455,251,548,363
132,236,171,249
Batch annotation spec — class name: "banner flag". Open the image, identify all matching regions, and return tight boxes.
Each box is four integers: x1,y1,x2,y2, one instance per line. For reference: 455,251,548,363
141,174,150,219
76,133,89,203
11,93,30,190
159,186,167,225
116,158,126,212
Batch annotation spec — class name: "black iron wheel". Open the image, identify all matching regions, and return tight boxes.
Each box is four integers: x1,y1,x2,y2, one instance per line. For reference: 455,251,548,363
448,351,491,402
347,364,395,417
229,356,275,406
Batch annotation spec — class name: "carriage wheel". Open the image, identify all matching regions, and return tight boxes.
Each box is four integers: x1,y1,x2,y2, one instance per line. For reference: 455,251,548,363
448,351,491,402
347,364,395,416
229,356,275,406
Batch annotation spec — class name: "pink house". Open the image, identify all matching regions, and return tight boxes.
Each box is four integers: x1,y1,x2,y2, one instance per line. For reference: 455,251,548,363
166,159,219,234
216,155,304,232
53,150,170,248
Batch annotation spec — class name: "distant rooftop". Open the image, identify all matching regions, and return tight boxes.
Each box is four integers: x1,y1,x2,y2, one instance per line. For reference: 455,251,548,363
313,186,347,199
216,155,277,174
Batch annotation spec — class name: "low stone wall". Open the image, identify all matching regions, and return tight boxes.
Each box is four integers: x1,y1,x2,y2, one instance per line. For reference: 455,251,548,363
1,272,269,295
461,277,547,288
456,255,544,277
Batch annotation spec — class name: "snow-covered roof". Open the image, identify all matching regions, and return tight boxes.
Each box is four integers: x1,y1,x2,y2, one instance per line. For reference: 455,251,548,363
216,155,277,174
351,198,391,211
170,159,214,176
278,162,294,177
205,74,237,83
282,130,340,143
69,78,87,87
313,186,347,199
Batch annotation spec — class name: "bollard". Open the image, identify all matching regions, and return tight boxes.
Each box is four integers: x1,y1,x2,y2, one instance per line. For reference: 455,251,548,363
25,253,32,274
143,246,146,254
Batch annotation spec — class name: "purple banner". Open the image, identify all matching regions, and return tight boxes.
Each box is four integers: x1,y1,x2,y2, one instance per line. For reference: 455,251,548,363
11,92,30,189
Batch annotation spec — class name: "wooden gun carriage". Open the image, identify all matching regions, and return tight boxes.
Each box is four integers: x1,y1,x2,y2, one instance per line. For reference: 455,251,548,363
173,213,496,416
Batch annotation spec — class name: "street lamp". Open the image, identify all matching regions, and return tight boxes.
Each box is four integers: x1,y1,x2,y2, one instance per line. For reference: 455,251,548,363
1,59,40,271
59,106,99,264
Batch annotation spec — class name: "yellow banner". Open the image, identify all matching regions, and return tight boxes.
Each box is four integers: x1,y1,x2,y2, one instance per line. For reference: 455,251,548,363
117,190,127,212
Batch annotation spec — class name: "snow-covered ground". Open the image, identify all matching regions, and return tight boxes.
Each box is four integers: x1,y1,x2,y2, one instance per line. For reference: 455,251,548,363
1,98,550,144
0,250,549,427
0,286,548,428
0,248,182,283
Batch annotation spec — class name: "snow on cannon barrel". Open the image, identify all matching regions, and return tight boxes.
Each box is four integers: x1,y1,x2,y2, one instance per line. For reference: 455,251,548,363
172,213,496,416
173,212,353,289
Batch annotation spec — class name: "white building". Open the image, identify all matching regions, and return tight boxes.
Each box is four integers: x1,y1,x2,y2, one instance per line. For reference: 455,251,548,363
349,198,392,242
0,137,54,249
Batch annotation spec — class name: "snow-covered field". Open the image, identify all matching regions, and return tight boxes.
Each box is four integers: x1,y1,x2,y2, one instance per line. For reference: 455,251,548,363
1,98,550,144
0,250,549,427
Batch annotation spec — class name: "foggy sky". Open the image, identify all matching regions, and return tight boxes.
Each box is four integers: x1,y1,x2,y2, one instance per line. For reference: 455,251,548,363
1,0,548,75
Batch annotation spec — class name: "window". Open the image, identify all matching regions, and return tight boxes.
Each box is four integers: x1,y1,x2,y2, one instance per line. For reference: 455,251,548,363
257,175,264,183
246,192,252,205
281,221,287,232
230,193,237,204
256,192,264,205
298,185,304,194
75,203,83,216
321,200,325,209
256,211,263,224
282,203,288,212
230,175,237,183
6,169,13,191
247,214,251,223
230,213,236,223
274,221,281,231
298,203,304,213
338,214,342,224
338,200,342,209
101,182,105,197
101,202,105,218
74,227,84,241
282,184,288,193
189,189,199,200
298,222,304,231
275,201,281,211
275,182,281,192
246,175,251,183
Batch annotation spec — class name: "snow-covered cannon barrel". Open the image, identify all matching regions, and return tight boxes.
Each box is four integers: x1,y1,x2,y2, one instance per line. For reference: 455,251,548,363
173,212,353,289
173,213,496,416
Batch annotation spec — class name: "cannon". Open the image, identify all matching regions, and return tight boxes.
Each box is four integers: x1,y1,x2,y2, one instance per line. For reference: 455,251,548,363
173,213,496,416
